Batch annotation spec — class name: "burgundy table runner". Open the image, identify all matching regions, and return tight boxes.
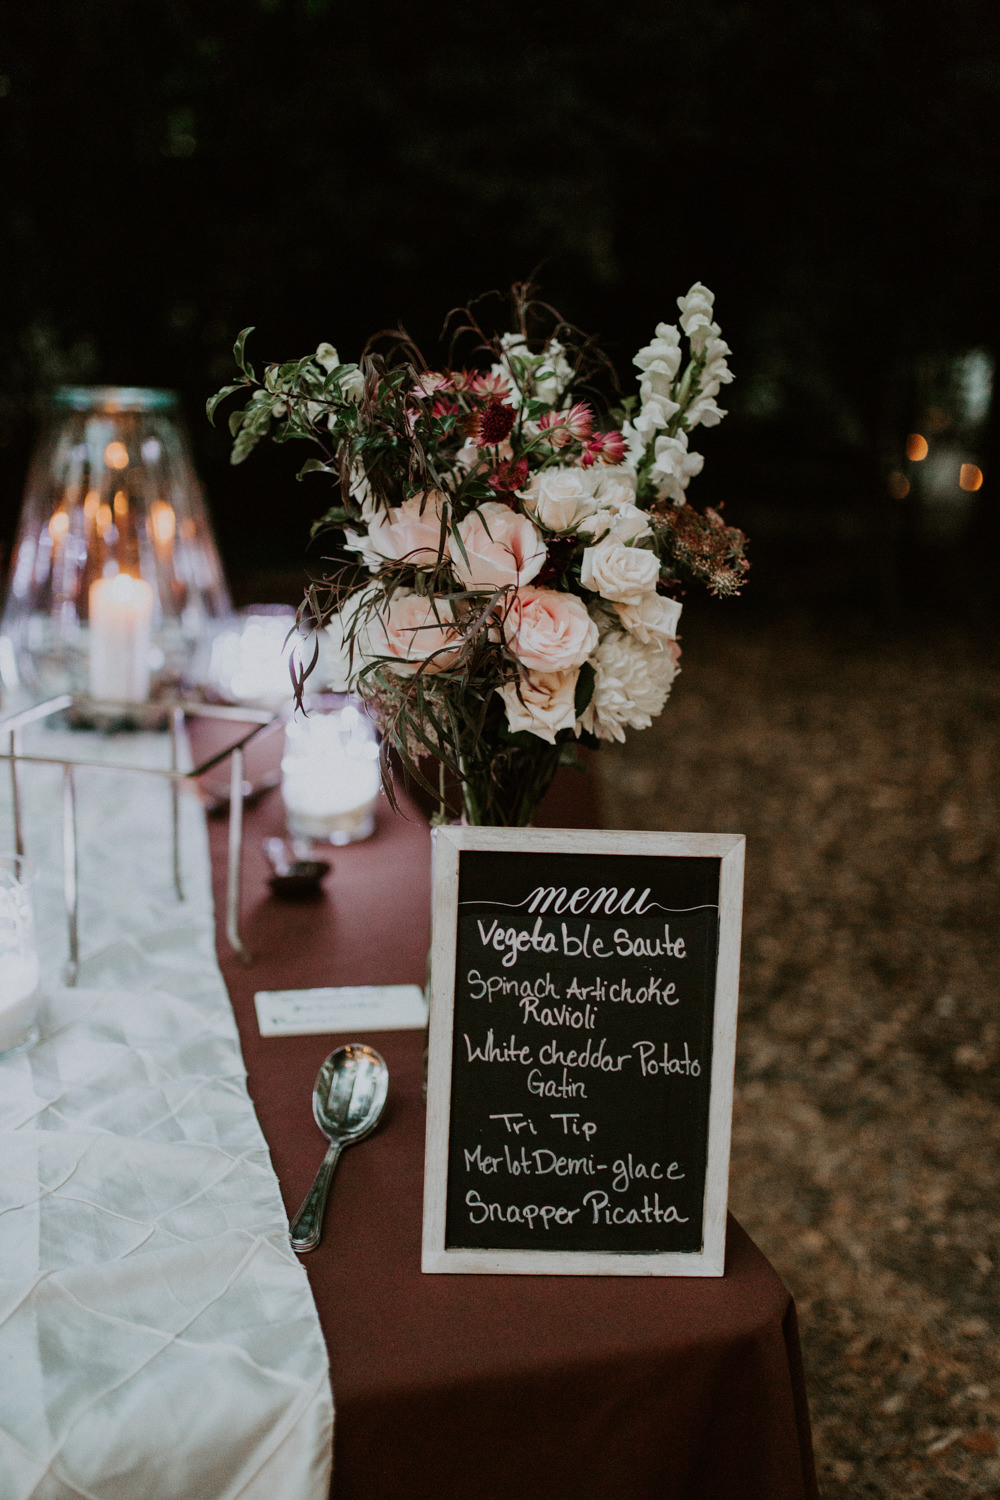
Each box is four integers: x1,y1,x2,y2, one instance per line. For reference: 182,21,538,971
199,738,817,1500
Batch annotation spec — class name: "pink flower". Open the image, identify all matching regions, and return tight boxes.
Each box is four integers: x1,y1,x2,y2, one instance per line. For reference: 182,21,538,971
581,430,627,467
467,371,511,399
497,668,580,743
411,371,453,398
367,491,447,566
367,590,461,675
502,586,599,672
538,402,594,448
449,501,546,590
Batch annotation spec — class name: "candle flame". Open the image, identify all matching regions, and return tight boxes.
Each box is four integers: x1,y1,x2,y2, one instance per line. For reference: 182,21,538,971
113,489,129,518
97,502,113,533
905,434,929,462
83,489,101,521
104,441,129,470
150,500,176,544
959,463,983,492
48,510,70,540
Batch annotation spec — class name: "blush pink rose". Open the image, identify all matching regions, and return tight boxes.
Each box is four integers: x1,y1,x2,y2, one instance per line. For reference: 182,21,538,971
449,501,546,590
502,586,599,672
367,490,447,565
366,590,461,675
497,668,580,744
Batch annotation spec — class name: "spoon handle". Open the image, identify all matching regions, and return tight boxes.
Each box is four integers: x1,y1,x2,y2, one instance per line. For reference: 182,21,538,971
289,1140,344,1253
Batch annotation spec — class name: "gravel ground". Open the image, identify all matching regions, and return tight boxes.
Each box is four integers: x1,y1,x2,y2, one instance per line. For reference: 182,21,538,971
597,602,999,1499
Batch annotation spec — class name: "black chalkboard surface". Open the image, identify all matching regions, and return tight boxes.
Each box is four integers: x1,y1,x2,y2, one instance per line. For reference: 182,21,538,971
422,828,745,1277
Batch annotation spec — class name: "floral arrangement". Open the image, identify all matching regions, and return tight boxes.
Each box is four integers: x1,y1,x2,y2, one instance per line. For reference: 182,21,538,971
209,283,748,826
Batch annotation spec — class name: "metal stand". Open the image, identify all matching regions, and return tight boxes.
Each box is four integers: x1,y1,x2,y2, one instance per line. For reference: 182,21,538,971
0,695,280,983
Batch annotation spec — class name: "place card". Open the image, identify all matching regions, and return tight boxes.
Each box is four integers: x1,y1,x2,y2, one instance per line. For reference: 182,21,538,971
254,984,427,1037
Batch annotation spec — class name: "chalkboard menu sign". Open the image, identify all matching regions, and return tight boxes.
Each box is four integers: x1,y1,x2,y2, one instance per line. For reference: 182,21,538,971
422,828,744,1276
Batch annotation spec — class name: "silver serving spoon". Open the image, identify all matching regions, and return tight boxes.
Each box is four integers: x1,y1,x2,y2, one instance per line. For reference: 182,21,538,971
289,1044,389,1253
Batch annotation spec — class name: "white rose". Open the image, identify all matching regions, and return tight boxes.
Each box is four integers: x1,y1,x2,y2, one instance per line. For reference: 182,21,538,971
497,668,579,744
580,537,660,604
343,527,383,573
612,593,682,645
518,467,601,532
594,468,638,504
578,630,680,742
315,342,340,372
578,500,652,543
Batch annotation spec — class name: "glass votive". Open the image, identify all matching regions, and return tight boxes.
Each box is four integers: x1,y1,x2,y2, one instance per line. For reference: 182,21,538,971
206,604,304,713
0,855,41,1059
281,701,381,845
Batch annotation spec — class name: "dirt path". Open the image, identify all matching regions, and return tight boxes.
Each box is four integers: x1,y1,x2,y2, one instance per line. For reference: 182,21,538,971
598,604,999,1499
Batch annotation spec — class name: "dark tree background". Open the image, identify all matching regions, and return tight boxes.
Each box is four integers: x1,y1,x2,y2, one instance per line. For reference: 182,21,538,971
2,0,997,613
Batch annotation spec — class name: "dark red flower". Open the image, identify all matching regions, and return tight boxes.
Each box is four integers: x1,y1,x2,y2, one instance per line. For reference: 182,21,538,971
536,535,579,586
467,398,517,448
487,458,530,494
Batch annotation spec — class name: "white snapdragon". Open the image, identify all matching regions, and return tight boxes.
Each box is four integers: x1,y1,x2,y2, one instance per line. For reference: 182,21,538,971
650,432,704,503
685,332,733,430
620,419,646,469
633,323,682,380
627,323,683,448
578,629,680,742
677,283,718,353
632,396,680,444
494,333,574,409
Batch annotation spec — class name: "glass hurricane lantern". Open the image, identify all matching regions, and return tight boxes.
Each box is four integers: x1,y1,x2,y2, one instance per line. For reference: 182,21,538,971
0,386,233,717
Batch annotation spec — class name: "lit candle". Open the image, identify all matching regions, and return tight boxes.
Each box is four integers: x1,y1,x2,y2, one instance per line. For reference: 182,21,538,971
88,573,155,702
281,707,381,845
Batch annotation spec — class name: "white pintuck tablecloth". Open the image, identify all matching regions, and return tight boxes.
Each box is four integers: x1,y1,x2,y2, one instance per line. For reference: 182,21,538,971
0,725,333,1500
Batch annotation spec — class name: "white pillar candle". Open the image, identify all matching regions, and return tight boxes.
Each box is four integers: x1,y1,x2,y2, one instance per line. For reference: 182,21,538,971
88,573,155,702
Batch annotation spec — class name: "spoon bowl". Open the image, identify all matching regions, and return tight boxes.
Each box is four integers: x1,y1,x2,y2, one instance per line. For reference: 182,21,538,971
289,1044,389,1253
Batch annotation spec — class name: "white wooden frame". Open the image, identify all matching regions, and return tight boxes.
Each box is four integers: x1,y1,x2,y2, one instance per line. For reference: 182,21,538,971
422,827,745,1276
